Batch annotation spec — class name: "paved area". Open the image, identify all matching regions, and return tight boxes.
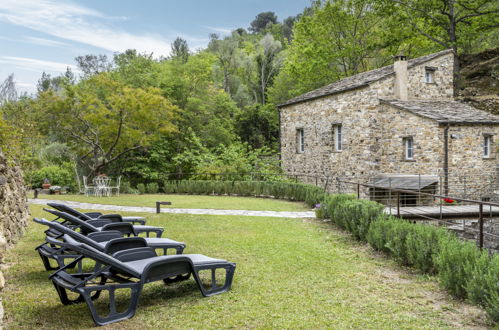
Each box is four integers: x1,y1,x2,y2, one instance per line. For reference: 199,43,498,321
29,199,316,218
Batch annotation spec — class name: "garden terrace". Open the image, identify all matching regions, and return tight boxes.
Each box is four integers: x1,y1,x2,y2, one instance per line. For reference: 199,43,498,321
2,197,491,328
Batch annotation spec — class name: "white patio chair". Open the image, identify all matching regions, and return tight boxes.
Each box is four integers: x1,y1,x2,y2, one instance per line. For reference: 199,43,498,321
82,176,96,196
109,176,121,196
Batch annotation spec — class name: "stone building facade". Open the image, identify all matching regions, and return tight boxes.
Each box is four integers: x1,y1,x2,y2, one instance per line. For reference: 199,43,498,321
0,150,30,324
279,49,499,201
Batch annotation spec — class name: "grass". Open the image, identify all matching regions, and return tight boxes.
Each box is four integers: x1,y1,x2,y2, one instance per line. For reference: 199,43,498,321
28,193,311,212
4,203,490,329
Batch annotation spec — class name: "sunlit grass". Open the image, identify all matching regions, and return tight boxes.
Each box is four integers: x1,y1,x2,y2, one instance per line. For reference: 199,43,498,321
28,192,311,212
3,204,488,329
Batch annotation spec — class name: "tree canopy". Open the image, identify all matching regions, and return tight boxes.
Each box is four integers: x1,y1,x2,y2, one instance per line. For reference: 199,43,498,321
0,1,497,188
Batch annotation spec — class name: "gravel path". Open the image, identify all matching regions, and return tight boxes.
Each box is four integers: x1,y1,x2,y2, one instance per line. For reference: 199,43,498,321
29,199,316,218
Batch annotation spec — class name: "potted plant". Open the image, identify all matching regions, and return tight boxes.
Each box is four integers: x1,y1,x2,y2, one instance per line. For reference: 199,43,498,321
42,178,51,189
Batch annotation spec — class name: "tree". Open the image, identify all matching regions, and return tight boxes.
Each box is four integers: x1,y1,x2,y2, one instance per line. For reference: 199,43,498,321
249,12,278,33
255,34,283,104
208,34,240,95
236,103,279,149
0,74,17,105
75,54,112,76
171,37,190,63
37,67,75,93
277,0,393,98
388,0,499,90
40,73,178,176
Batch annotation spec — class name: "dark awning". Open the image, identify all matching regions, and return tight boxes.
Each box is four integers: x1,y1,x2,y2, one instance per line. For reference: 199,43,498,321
371,175,439,190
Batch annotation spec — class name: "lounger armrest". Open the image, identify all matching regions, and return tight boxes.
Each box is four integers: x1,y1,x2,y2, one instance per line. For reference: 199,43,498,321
104,237,148,255
88,231,123,242
113,247,157,262
122,219,146,225
84,212,102,218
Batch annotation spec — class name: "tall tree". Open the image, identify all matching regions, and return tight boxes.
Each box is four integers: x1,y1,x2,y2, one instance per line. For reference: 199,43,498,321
255,34,283,104
0,74,17,105
249,11,278,33
39,73,178,176
75,54,112,77
388,0,499,90
208,34,240,95
277,0,393,98
171,37,190,63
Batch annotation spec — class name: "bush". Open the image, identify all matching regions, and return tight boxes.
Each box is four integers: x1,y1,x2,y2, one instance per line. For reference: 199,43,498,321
136,183,146,194
481,255,499,322
146,182,159,194
120,180,134,194
435,236,481,299
330,198,383,241
26,164,75,189
406,224,451,274
366,214,395,254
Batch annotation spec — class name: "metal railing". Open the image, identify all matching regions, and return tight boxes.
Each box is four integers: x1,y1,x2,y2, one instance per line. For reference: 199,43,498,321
336,178,499,251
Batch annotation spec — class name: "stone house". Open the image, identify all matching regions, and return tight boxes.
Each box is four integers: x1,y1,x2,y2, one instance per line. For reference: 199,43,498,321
278,49,499,204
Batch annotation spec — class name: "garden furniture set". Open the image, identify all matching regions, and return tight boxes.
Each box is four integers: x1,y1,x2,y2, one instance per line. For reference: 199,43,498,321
83,175,121,197
33,203,236,326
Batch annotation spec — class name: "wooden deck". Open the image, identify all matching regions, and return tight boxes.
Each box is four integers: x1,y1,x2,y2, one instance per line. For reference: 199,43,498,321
384,204,499,219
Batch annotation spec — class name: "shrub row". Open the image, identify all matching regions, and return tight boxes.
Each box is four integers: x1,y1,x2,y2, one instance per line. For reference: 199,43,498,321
162,180,326,207
318,195,499,322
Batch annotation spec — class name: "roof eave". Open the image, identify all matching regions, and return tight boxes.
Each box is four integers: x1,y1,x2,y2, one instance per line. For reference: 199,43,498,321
278,83,370,108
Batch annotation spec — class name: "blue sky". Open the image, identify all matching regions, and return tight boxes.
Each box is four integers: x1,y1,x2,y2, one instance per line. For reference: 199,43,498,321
0,0,310,94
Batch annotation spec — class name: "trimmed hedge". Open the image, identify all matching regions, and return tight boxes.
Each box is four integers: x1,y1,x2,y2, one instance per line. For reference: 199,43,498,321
162,180,326,207
319,194,499,322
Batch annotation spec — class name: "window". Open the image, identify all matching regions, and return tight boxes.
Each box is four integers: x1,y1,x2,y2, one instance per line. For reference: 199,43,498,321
403,137,414,160
484,135,492,158
425,68,435,83
333,124,342,152
296,128,304,153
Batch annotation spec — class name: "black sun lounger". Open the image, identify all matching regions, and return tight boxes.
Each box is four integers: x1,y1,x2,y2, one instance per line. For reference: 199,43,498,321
44,234,236,326
44,208,164,238
34,218,186,271
47,202,147,225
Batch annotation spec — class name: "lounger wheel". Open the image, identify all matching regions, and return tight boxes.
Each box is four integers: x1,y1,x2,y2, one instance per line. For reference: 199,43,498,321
163,273,191,284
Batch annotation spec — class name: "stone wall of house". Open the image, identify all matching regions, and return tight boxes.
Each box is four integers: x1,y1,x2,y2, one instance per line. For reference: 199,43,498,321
280,84,384,187
406,52,454,100
447,124,499,197
377,103,443,175
0,150,30,323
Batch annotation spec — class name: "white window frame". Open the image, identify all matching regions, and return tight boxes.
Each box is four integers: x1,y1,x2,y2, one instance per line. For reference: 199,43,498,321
333,124,343,152
425,69,434,83
404,137,414,160
297,128,304,153
484,135,492,158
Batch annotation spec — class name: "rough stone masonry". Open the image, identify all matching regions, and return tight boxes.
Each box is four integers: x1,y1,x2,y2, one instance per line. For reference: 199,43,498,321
0,150,30,324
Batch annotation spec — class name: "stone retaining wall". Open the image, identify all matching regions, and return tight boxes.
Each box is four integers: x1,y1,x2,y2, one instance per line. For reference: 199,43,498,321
0,150,30,323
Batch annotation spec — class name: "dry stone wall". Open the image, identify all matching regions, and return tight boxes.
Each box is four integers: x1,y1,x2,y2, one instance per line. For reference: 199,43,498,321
0,150,30,324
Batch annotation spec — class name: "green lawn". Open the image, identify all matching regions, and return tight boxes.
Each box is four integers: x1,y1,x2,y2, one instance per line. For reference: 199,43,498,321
28,193,311,212
3,204,489,329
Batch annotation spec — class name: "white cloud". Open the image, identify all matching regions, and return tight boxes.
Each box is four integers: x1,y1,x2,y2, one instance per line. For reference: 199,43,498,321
0,56,78,73
205,26,233,35
24,36,70,47
0,0,172,56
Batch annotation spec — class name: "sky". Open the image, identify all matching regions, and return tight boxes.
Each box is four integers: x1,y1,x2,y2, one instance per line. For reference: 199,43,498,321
0,0,311,94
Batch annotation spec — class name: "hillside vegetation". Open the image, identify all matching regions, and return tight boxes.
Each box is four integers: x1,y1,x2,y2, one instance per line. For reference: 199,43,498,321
459,47,499,114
